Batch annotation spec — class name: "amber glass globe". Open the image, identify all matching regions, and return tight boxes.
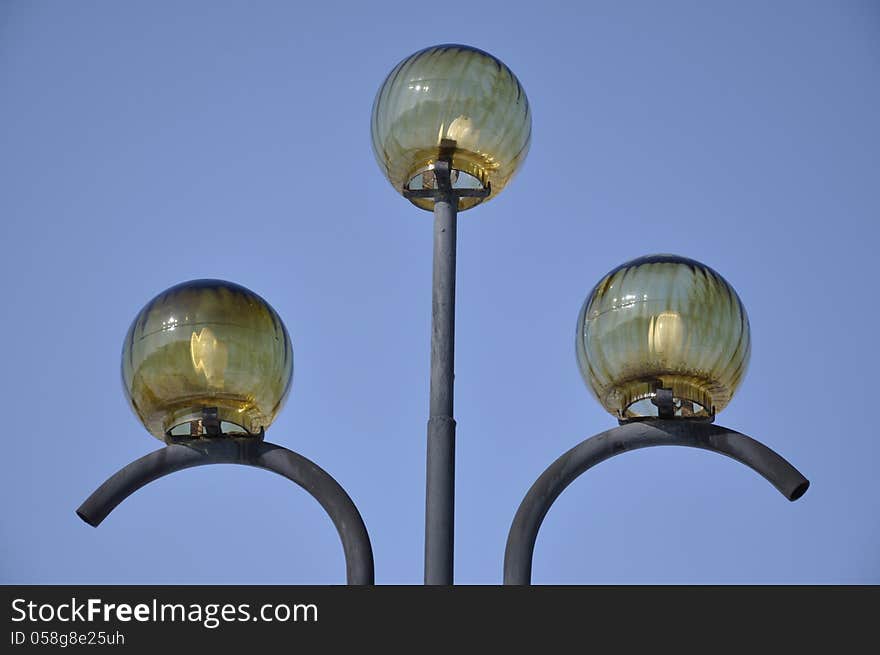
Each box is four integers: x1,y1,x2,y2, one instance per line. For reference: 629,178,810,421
371,44,532,211
122,280,293,440
576,255,751,420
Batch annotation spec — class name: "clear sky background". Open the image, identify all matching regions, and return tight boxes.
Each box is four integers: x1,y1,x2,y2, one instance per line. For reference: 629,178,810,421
1,0,877,584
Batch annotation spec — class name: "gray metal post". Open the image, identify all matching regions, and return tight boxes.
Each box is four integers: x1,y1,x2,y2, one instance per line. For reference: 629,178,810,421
425,160,457,585
503,419,809,585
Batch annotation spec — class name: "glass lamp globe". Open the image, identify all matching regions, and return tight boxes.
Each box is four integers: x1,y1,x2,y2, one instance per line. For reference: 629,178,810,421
371,44,532,211
122,280,293,441
576,255,751,420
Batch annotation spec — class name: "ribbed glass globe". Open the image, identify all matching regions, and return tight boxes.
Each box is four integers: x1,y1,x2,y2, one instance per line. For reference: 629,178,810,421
371,44,531,211
122,280,293,440
576,255,751,419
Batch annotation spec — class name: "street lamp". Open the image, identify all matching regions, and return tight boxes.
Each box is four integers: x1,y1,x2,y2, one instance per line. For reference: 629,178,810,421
77,45,808,587
77,279,374,585
371,44,532,585
504,255,809,584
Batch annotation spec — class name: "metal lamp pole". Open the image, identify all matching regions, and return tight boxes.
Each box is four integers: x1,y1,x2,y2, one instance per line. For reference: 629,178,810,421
372,44,530,584
406,159,489,585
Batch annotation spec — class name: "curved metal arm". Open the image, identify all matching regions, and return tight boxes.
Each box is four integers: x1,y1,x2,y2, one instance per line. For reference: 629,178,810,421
77,438,374,585
503,420,809,585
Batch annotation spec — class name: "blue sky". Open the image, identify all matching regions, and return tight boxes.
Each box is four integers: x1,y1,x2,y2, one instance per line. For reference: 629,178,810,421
1,0,877,584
